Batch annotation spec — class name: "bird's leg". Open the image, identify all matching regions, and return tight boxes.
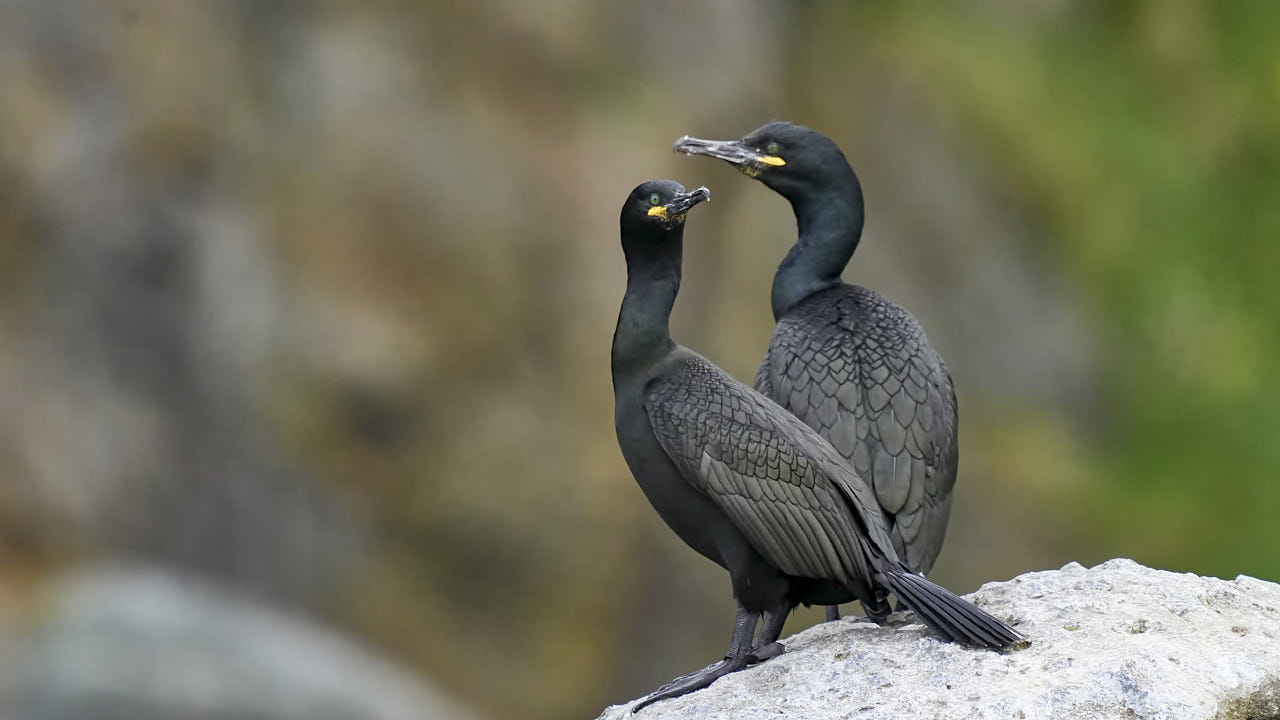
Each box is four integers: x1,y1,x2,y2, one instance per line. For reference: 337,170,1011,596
859,584,893,624
747,601,792,664
824,604,841,622
631,605,759,713
861,597,891,625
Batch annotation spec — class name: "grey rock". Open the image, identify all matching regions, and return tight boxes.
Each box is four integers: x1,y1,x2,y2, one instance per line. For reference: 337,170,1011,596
4,565,481,720
598,559,1280,720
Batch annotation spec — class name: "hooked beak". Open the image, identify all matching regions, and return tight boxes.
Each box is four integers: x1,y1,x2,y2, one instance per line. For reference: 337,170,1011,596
673,136,785,178
647,186,711,227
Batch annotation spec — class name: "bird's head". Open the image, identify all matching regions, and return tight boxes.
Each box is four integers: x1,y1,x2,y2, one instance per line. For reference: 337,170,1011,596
619,180,711,241
674,122,853,200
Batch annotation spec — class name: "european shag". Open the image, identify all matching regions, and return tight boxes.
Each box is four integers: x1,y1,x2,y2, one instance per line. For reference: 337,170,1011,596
675,123,959,621
612,180,1021,711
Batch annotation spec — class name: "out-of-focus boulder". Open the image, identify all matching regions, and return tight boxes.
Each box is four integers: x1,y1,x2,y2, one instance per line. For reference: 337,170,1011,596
4,565,481,720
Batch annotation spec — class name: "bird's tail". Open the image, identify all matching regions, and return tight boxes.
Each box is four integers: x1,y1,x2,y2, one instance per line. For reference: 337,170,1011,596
882,570,1025,649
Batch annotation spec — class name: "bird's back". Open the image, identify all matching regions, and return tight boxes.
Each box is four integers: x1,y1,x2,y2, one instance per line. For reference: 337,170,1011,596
756,284,957,574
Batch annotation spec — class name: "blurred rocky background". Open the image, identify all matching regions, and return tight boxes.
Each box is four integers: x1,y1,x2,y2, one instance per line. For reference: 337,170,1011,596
0,1,1276,719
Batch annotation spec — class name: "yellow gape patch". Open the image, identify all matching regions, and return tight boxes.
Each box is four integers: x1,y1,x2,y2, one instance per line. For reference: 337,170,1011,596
738,155,785,179
647,205,669,220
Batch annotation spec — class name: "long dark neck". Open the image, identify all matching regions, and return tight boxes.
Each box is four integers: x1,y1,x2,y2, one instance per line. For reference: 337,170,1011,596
771,170,864,320
612,233,683,384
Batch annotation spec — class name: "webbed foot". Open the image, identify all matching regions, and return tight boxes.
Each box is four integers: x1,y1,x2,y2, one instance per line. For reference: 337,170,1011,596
631,656,750,713
631,604,761,713
747,641,784,664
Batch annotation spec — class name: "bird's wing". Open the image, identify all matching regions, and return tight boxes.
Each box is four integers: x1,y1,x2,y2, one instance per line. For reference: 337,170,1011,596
645,352,896,585
762,289,958,574
752,353,774,397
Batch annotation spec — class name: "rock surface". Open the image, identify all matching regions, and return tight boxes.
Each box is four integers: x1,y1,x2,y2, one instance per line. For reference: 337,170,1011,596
2,565,481,720
598,559,1280,720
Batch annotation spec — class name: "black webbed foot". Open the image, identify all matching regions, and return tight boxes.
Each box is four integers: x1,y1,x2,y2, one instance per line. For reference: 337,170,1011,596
631,604,763,713
641,657,724,698
862,588,892,625
824,604,841,622
747,641,784,664
631,656,750,713
746,601,790,665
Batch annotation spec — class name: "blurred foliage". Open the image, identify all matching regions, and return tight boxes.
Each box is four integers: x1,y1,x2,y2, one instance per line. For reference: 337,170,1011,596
0,2,1277,720
858,0,1280,576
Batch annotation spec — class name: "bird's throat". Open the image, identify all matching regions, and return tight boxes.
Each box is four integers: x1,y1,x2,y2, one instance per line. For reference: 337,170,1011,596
612,244,682,380
772,186,863,320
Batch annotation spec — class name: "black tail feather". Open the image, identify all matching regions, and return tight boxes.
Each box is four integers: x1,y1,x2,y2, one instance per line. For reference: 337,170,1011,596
887,575,961,644
883,571,1024,650
901,574,1003,646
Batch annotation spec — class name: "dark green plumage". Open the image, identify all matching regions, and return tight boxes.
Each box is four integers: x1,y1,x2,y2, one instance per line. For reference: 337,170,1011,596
611,179,1020,711
677,122,958,606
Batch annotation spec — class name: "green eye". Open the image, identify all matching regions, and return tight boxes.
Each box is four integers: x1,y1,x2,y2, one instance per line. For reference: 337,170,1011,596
766,142,780,155
649,193,662,206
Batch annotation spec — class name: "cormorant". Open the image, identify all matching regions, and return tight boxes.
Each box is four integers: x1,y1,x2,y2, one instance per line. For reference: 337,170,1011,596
675,123,959,621
612,180,1021,711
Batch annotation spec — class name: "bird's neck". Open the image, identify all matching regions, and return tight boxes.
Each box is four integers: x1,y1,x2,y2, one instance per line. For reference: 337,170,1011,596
612,238,682,383
771,176,864,320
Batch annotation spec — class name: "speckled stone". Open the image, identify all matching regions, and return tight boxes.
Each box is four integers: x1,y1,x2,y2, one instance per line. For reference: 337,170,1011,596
598,559,1280,720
